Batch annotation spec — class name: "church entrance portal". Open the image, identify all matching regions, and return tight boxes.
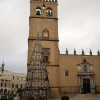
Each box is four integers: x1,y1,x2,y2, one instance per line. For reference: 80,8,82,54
83,79,91,94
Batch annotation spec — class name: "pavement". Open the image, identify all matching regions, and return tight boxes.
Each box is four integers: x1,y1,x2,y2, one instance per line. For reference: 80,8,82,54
70,94,100,100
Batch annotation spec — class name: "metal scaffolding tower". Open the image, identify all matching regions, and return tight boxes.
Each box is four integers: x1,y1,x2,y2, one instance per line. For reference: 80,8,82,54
23,31,50,100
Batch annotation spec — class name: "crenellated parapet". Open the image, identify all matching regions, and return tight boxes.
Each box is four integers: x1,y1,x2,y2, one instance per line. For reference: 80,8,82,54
66,48,68,55
65,49,100,56
97,50,100,56
31,0,58,3
0,60,5,73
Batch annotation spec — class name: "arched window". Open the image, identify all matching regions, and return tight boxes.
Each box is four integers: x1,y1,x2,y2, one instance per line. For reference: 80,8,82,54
4,83,7,87
36,7,41,15
4,89,7,95
46,8,52,16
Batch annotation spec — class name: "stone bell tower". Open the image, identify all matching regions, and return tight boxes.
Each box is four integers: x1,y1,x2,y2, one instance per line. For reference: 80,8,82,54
28,0,59,88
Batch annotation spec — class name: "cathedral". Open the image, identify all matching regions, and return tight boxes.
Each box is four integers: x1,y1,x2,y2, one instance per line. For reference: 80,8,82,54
25,0,100,99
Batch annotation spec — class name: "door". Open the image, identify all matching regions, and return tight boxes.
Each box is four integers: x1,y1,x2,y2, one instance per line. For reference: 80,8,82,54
83,79,91,94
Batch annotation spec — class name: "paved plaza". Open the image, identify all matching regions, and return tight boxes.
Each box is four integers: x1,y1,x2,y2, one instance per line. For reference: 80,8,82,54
70,94,100,100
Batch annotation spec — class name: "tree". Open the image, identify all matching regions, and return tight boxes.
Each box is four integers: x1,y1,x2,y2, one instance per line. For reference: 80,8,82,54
16,88,24,100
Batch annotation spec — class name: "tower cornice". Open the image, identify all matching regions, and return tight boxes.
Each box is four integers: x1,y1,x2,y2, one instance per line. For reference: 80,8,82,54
28,38,59,42
29,16,58,20
30,0,58,3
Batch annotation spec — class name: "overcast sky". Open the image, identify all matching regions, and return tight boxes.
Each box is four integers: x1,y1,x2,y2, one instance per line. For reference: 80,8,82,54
0,0,100,73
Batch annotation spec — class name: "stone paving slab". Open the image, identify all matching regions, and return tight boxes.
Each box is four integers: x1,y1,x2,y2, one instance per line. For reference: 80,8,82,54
70,94,100,100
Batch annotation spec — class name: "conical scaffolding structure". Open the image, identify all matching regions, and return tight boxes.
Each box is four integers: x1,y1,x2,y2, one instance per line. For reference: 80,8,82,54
23,32,50,100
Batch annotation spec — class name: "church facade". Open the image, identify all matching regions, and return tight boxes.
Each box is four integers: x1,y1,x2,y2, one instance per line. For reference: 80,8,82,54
27,0,100,95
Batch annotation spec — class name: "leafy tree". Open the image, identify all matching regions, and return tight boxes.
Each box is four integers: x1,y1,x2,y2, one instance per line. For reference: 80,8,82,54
16,88,24,100
17,88,23,93
61,96,69,100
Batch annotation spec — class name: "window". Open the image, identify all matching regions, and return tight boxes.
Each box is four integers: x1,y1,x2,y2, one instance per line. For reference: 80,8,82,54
83,58,87,63
84,60,86,63
36,7,41,15
43,48,50,63
21,77,23,80
46,8,52,16
12,84,14,88
20,84,23,88
16,84,18,88
13,76,14,79
43,56,48,63
17,77,19,80
65,71,69,76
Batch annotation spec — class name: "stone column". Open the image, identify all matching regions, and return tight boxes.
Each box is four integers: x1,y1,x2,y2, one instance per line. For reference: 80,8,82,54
4,79,5,87
81,78,83,93
78,77,81,86
6,80,8,88
8,80,9,88
90,76,95,93
78,77,81,93
10,80,11,88
93,77,96,92
3,79,5,94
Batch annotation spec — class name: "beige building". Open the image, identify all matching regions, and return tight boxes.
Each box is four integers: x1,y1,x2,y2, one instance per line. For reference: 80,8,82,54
0,62,26,97
27,0,100,95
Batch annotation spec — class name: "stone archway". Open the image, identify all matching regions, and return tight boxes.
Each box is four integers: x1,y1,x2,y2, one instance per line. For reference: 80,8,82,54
79,76,95,94
8,90,10,96
4,89,7,95
0,89,3,95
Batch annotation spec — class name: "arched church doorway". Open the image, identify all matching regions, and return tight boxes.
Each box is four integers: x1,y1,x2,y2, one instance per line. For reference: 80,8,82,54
77,58,95,94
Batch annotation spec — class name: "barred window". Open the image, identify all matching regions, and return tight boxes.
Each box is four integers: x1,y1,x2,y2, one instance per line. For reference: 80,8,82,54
43,56,48,63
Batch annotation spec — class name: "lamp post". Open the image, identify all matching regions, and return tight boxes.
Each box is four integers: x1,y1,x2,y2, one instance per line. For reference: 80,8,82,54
45,88,47,100
45,84,48,100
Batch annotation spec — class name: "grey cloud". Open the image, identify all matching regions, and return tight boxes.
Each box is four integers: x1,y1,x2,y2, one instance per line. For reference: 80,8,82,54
59,0,100,54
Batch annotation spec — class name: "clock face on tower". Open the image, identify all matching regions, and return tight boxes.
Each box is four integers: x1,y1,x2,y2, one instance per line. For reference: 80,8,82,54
43,33,48,37
42,29,49,38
